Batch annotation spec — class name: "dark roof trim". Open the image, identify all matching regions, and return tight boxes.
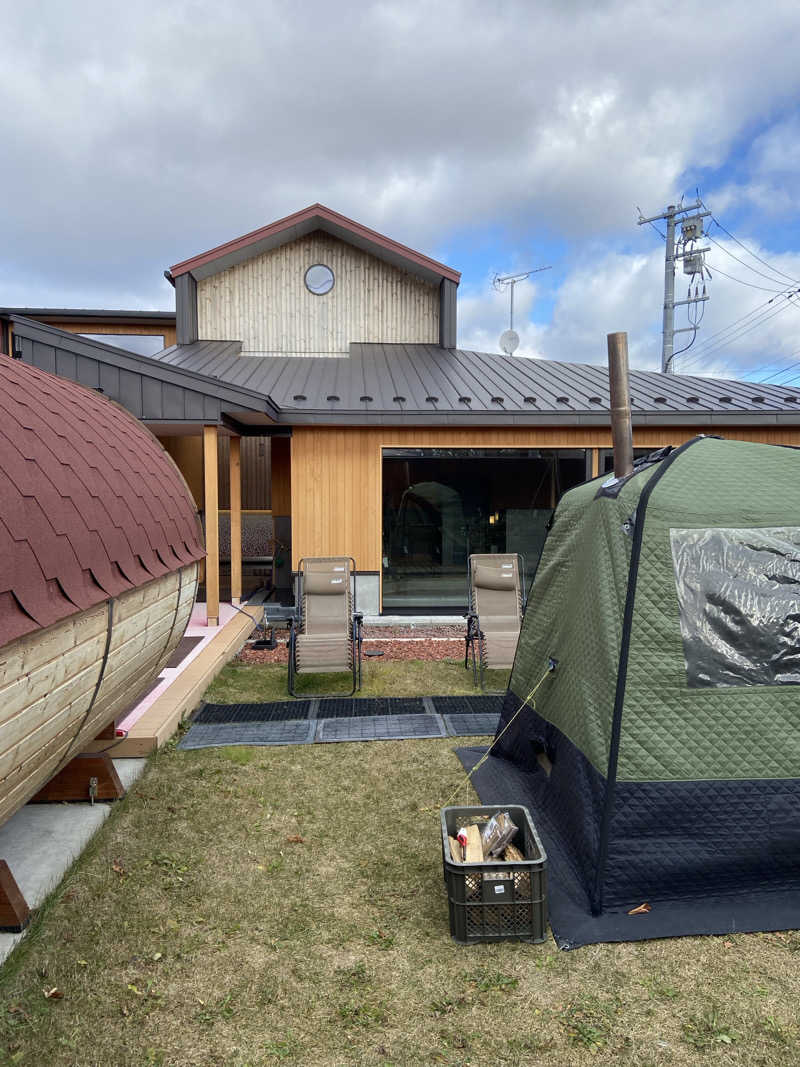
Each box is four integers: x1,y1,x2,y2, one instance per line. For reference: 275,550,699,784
2,307,175,325
168,203,461,286
268,410,800,427
10,317,277,422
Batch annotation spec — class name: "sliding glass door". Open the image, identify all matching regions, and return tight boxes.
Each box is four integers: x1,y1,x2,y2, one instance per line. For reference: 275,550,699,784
381,448,590,613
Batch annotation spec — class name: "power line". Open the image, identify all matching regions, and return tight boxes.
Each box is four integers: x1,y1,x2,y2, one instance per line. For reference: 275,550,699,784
679,296,794,369
700,203,800,285
680,298,799,368
706,262,796,294
757,358,800,383
678,284,800,370
706,232,796,288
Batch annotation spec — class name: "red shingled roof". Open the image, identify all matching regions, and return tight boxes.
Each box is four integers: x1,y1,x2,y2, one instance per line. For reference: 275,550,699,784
0,356,205,648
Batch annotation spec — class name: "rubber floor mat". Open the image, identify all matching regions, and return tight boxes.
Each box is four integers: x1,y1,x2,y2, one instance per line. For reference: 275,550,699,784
316,698,426,718
179,720,315,749
194,702,312,724
316,714,445,742
442,712,500,736
432,695,504,716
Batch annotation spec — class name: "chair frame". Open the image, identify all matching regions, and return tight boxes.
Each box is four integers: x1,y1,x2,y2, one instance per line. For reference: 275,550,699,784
464,553,526,691
288,556,363,697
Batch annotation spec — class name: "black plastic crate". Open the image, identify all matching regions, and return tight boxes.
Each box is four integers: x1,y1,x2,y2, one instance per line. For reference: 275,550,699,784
441,804,547,944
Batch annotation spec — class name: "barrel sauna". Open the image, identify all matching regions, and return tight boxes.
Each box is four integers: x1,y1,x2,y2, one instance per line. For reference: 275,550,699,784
0,356,205,831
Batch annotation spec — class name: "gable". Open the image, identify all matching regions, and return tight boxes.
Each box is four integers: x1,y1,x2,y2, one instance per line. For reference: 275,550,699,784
196,230,440,355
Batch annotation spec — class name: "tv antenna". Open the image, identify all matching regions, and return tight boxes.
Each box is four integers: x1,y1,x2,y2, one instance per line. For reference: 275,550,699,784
493,266,551,354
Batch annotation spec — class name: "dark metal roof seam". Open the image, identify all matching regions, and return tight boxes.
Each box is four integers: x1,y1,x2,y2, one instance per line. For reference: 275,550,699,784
488,353,563,406
453,350,504,409
427,344,481,407
418,343,467,407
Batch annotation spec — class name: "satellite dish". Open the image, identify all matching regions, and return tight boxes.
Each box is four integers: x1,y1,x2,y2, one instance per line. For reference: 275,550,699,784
499,329,520,355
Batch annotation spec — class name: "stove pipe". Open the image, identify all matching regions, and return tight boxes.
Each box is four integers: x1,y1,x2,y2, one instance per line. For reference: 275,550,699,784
607,331,633,480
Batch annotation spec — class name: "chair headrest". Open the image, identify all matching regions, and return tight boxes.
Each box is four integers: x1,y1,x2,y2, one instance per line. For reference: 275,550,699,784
474,563,517,591
304,572,348,596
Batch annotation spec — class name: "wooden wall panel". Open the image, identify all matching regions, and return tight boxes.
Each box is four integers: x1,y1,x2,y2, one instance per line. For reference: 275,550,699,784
160,434,271,510
290,424,800,572
196,231,439,354
160,435,204,506
218,436,271,509
48,322,176,348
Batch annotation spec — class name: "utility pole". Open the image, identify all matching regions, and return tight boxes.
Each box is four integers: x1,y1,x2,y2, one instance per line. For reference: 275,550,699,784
638,199,711,373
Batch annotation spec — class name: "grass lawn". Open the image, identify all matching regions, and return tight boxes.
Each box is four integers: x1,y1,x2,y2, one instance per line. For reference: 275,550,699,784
203,657,510,703
1,662,798,1066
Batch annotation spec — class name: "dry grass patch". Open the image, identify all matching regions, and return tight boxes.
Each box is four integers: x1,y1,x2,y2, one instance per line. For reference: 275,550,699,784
0,664,798,1065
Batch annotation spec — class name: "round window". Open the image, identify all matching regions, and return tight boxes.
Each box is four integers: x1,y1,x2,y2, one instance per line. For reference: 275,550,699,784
304,264,335,295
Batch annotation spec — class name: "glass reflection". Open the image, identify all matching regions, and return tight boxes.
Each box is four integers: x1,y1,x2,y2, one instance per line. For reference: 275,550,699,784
382,448,588,612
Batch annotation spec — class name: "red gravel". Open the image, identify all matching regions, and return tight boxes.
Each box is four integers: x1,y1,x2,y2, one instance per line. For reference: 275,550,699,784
236,623,468,664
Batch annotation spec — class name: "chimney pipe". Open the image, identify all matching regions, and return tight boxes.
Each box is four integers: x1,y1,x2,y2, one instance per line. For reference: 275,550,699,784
607,331,633,480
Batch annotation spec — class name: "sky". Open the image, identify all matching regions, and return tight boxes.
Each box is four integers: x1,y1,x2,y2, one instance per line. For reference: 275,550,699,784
3,0,800,384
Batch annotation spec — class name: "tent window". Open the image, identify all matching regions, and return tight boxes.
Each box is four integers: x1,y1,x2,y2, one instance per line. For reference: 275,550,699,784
670,526,800,688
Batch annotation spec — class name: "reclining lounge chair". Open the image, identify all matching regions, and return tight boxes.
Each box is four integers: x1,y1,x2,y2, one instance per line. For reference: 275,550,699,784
464,553,525,690
288,557,363,696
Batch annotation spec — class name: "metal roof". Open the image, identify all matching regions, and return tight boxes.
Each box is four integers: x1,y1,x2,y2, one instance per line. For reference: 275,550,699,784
154,340,800,427
11,318,277,427
2,307,175,324
167,204,461,287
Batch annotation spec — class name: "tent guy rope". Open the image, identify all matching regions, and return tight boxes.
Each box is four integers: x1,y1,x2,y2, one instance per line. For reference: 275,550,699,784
434,659,557,812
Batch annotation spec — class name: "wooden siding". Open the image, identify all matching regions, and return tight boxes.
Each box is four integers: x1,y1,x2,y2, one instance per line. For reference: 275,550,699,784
290,424,800,572
46,321,176,348
0,563,197,827
160,434,271,510
218,436,271,509
196,231,439,354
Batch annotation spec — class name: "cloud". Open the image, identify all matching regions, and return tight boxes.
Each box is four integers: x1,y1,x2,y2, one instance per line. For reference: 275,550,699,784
459,239,800,382
1,0,799,388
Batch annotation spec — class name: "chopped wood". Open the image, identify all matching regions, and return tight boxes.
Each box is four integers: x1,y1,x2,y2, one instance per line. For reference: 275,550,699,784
464,824,483,863
448,835,463,862
503,843,525,863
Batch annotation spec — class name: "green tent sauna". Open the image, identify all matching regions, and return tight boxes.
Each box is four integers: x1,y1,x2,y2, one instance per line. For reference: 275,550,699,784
485,436,800,944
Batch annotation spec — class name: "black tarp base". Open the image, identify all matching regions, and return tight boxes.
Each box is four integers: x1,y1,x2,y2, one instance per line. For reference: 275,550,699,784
456,746,800,950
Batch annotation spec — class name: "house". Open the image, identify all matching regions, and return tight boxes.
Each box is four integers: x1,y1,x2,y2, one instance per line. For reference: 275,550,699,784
5,203,800,624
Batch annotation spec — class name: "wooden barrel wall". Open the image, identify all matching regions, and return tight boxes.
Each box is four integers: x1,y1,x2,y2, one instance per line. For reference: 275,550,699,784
0,563,198,826
0,355,206,828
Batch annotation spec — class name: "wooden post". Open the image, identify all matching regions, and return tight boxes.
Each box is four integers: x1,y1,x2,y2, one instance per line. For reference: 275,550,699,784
0,862,30,933
30,753,124,803
230,435,242,605
203,425,220,627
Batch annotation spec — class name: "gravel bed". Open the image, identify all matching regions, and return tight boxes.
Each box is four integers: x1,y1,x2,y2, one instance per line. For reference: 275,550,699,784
236,624,467,665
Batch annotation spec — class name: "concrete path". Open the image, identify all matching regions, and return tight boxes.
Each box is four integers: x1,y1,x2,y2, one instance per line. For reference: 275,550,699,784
0,759,147,967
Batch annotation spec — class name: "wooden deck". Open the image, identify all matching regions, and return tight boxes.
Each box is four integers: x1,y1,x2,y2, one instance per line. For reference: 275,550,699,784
84,604,261,757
